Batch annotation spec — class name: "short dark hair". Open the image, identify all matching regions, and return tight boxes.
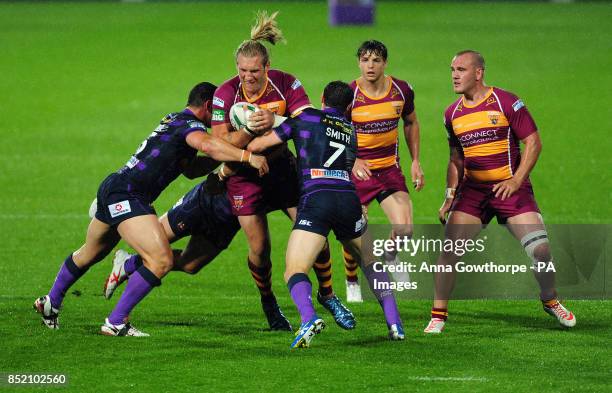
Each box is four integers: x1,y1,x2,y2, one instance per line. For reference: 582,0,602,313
357,40,388,61
187,82,217,106
455,50,485,70
323,81,353,111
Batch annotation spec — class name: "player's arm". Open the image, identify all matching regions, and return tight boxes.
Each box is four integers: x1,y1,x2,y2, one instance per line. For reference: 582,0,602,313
403,110,425,191
439,145,464,224
346,127,358,173
186,131,268,176
181,156,219,179
211,107,276,179
246,131,284,153
492,132,542,201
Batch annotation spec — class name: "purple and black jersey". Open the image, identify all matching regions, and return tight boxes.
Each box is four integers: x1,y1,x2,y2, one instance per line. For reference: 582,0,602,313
117,109,206,202
273,107,357,194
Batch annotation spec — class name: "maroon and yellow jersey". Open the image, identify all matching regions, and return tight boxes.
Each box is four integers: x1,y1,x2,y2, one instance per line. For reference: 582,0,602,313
349,76,415,170
444,87,537,183
211,69,312,127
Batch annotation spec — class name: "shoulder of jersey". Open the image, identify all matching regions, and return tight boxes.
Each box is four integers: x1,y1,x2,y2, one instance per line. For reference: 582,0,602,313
390,76,411,91
217,75,240,92
445,97,463,119
268,68,293,78
491,86,519,103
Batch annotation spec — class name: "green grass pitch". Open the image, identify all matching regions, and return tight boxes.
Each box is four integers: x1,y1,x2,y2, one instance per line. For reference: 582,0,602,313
1,1,610,392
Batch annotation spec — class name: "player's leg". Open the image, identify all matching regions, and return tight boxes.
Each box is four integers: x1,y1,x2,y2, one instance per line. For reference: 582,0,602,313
342,236,404,340
239,213,291,331
103,211,178,299
379,190,414,282
284,206,336,302
505,212,575,327
35,217,120,329
343,171,382,302
285,206,355,329
285,229,328,348
101,214,173,336
424,211,482,334
342,204,368,303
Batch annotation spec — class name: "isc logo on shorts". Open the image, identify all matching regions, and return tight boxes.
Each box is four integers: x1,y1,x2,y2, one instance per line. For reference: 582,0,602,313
355,215,366,233
108,200,132,218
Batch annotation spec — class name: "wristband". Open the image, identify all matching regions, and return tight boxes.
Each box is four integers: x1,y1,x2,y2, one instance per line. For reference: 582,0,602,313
248,151,253,164
445,187,456,199
219,164,227,178
240,150,245,162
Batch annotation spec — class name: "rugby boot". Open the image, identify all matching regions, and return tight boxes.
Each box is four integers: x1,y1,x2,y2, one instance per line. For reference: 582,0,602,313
262,299,292,331
317,293,356,330
290,316,326,349
33,295,60,330
543,300,576,328
100,318,149,337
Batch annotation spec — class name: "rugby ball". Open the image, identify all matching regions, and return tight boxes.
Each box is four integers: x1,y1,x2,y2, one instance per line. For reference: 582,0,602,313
229,102,259,131
229,102,288,131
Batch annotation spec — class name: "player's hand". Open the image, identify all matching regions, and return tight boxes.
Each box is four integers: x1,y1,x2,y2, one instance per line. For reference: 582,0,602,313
361,204,369,221
247,108,274,135
492,178,521,201
247,153,269,177
205,172,226,195
218,162,237,181
439,198,453,225
411,160,425,191
352,158,372,181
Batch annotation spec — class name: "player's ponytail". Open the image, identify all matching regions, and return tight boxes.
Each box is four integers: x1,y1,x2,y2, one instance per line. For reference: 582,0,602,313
250,11,285,45
235,10,285,66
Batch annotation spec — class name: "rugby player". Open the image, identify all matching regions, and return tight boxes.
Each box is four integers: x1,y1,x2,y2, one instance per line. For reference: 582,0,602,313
342,40,425,302
424,50,576,334
211,11,355,331
33,82,268,336
248,81,405,348
103,177,241,302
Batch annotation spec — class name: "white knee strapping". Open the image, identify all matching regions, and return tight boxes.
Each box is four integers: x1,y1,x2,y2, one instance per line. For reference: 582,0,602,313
520,230,549,262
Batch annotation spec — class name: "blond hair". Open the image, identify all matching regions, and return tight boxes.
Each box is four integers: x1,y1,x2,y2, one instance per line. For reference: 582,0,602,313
235,11,285,65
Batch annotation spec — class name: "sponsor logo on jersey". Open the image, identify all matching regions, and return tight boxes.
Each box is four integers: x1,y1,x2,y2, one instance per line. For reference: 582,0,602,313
291,79,302,90
212,109,225,122
298,219,312,227
310,169,350,181
232,195,244,211
512,99,525,112
391,101,403,115
390,88,400,98
213,97,225,108
187,120,205,130
108,200,132,218
456,102,463,112
486,97,497,106
354,94,366,104
265,102,280,114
